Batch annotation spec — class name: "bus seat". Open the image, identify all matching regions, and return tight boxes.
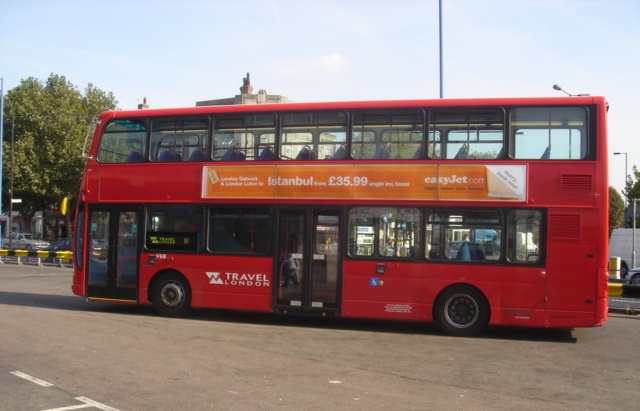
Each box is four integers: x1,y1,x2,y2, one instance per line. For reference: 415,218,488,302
412,144,424,159
469,243,486,261
456,242,471,261
258,145,275,160
454,144,469,159
188,148,207,161
541,145,551,159
296,146,311,160
333,144,346,160
158,149,175,161
222,146,237,161
372,144,390,159
125,149,144,162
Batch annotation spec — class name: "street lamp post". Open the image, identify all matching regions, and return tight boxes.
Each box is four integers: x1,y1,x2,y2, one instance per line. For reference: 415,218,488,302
0,77,4,242
439,0,443,98
614,152,628,206
552,84,590,97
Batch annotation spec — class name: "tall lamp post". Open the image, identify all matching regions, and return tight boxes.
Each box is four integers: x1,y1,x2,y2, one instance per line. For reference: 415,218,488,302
614,151,634,267
0,78,4,242
439,0,443,98
614,152,628,206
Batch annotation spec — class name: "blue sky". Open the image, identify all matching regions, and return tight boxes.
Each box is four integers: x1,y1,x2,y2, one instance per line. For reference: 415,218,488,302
2,0,639,197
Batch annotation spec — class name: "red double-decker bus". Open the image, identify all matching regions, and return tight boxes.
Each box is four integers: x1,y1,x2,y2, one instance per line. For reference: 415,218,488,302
72,96,609,336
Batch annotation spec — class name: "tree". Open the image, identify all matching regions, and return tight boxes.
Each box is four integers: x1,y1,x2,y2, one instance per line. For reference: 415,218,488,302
609,186,625,234
1,74,117,234
625,165,640,228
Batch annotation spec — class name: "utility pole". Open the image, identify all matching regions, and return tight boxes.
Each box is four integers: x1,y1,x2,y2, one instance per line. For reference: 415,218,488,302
0,78,4,242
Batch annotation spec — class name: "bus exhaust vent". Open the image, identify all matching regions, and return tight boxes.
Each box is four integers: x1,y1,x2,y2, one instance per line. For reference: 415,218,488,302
549,214,581,239
561,174,592,191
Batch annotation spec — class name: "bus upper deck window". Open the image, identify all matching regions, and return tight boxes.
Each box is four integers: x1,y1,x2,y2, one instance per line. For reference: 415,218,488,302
97,119,147,163
510,107,588,160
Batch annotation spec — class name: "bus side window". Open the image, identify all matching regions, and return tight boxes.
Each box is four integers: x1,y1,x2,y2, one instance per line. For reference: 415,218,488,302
98,119,147,163
506,210,541,263
431,109,504,160
510,107,588,160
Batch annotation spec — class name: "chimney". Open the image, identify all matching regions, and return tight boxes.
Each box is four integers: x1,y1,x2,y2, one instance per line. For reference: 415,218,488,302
138,97,149,110
240,73,253,95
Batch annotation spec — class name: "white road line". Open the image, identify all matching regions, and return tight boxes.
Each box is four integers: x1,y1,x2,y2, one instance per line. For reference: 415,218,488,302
42,397,122,411
40,403,90,411
9,372,121,411
10,371,53,387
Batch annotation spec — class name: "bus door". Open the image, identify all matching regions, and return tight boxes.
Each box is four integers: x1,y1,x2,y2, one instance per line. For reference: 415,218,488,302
86,206,141,301
276,210,341,313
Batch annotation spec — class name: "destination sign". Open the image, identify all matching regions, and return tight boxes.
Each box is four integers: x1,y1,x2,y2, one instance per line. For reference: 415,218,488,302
146,232,198,251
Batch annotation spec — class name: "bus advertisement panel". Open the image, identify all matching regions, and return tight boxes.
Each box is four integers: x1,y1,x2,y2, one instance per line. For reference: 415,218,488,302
202,164,527,201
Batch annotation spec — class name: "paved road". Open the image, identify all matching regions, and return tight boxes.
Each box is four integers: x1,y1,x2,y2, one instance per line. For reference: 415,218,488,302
1,265,639,410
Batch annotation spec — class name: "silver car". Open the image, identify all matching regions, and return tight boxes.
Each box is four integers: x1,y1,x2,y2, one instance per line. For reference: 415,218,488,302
1,233,50,250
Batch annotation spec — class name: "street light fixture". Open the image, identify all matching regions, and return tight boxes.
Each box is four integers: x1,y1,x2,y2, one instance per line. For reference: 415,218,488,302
552,84,590,97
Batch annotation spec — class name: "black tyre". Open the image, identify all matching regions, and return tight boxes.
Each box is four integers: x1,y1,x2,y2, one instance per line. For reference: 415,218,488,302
621,261,629,279
151,272,191,317
434,285,489,337
630,273,640,285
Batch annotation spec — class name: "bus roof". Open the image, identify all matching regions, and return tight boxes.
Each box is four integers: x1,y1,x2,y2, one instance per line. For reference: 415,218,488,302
100,96,607,120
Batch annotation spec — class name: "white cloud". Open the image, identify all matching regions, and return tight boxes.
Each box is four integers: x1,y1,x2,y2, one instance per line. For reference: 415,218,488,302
268,53,348,76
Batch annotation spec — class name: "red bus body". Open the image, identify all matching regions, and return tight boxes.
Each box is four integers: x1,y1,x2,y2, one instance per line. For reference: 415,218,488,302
72,96,609,336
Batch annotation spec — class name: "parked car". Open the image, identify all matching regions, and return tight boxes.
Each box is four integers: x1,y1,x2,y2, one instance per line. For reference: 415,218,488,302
625,268,640,285
45,237,73,252
1,232,50,250
42,237,73,263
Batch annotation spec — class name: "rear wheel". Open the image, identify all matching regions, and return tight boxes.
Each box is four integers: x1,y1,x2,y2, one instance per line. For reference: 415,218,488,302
434,285,489,337
621,261,629,278
151,272,191,317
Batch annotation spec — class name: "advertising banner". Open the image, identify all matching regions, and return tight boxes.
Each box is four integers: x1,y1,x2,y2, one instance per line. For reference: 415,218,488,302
202,164,527,202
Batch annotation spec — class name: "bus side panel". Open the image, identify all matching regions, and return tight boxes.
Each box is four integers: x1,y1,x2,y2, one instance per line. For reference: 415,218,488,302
138,254,273,312
340,260,425,321
340,260,546,326
544,209,604,328
92,164,202,203
72,270,85,297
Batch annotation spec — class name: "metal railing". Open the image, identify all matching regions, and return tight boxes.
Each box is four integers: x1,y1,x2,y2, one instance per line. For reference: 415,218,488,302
0,249,72,267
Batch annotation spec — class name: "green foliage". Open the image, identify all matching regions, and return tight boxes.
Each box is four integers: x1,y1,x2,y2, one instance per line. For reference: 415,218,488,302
2,73,117,231
625,165,640,228
627,165,640,201
609,186,625,234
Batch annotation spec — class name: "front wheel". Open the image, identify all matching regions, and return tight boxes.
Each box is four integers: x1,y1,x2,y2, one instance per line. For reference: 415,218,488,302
434,285,489,337
151,272,191,317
